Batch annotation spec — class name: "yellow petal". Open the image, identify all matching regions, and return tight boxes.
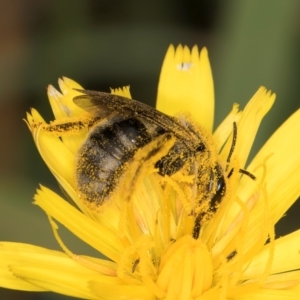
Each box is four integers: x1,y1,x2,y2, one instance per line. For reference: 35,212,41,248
48,77,86,119
243,229,300,278
156,45,214,131
34,186,125,262
213,103,241,150
58,77,86,117
263,271,300,289
90,282,154,300
220,109,300,260
0,242,123,298
47,85,67,120
219,87,275,166
10,264,121,299
236,87,275,167
27,108,45,125
31,125,85,209
244,109,300,225
111,86,132,98
232,108,300,239
0,242,46,291
236,286,300,300
47,78,89,154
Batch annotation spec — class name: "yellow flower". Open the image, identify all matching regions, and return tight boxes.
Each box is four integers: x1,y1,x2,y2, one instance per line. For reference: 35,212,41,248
1,45,300,300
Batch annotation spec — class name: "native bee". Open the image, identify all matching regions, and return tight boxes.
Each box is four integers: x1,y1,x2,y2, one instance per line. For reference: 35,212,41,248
72,91,225,222
41,90,226,237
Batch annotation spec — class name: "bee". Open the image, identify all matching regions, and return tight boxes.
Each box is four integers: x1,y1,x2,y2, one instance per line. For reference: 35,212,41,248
42,90,226,238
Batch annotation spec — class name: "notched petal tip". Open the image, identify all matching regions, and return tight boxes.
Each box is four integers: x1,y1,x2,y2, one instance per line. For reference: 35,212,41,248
166,44,175,55
46,78,87,119
110,86,132,99
47,85,70,120
58,77,83,95
26,109,45,127
157,44,215,131
222,86,276,169
256,86,276,116
199,46,208,56
47,84,63,99
61,76,84,89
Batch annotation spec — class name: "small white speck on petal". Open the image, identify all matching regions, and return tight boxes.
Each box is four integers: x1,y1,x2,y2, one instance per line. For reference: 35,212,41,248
177,62,193,71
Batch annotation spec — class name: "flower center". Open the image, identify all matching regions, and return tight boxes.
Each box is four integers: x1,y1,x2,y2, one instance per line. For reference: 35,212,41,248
156,235,213,300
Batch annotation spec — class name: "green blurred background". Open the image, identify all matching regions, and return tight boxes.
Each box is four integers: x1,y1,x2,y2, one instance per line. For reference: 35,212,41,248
1,1,299,299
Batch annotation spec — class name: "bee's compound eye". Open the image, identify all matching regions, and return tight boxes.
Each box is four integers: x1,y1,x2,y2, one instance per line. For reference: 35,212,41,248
196,143,205,152
216,175,225,193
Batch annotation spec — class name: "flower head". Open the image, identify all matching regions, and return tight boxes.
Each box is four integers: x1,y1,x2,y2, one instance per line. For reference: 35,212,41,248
1,45,300,299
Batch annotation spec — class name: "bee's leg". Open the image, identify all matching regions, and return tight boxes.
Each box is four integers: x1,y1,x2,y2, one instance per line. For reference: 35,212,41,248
192,213,205,239
155,142,190,176
119,133,176,203
30,117,100,135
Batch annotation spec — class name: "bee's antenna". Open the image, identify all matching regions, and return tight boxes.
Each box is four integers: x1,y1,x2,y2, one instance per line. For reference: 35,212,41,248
226,122,256,181
226,122,237,170
239,169,256,180
227,168,234,179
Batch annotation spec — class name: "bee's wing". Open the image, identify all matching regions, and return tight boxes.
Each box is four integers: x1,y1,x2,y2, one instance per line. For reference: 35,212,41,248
74,90,193,139
73,90,119,119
